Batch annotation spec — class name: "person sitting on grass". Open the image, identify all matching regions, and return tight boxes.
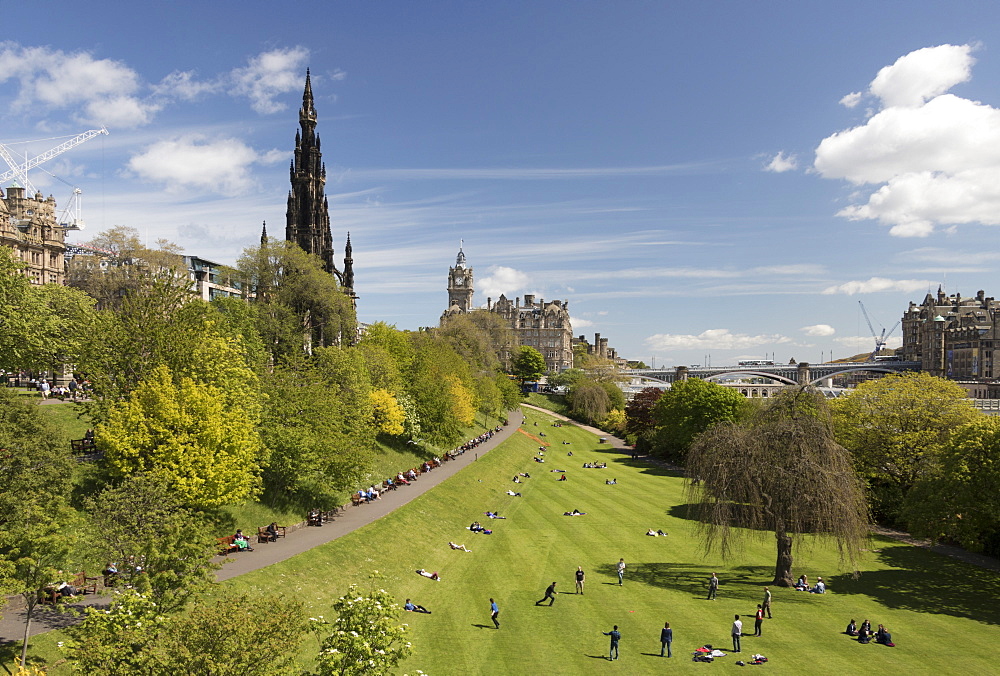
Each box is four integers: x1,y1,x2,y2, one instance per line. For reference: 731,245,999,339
563,509,586,516
513,476,521,483
567,451,574,456
558,474,567,481
795,574,810,591
449,542,472,552
874,624,893,646
416,569,440,580
811,577,826,593
469,521,484,532
606,478,617,485
404,599,431,614
857,619,872,643
845,619,858,636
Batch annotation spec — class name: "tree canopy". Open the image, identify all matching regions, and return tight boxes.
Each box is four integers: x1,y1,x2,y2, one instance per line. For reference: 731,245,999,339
650,378,749,463
686,388,870,586
511,345,546,385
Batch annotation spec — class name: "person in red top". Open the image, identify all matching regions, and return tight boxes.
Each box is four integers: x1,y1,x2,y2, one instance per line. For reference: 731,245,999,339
754,604,764,636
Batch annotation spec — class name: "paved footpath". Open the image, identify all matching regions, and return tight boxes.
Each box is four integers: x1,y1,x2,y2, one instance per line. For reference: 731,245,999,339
0,409,524,645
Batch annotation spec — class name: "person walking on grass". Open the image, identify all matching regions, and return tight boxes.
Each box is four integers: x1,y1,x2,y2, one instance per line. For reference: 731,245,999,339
536,581,557,606
660,622,673,657
617,558,626,585
754,604,764,636
732,614,742,652
490,598,500,629
762,586,772,618
707,572,719,600
603,625,621,660
575,566,585,594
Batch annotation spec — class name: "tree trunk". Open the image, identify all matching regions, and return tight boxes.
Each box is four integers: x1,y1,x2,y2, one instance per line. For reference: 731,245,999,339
772,530,794,586
20,597,35,666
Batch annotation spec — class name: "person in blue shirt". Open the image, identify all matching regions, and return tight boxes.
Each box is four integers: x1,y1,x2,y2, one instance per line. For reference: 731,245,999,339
603,625,621,660
403,599,430,614
490,598,500,629
811,577,826,593
660,622,673,657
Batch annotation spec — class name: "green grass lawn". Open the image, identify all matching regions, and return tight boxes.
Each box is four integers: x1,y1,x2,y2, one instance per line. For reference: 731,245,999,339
16,405,1000,674
35,401,92,441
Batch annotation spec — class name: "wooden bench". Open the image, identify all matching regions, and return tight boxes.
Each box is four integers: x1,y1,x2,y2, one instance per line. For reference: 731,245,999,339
350,494,364,507
71,439,96,453
257,525,287,543
217,535,236,556
307,511,324,526
71,571,100,595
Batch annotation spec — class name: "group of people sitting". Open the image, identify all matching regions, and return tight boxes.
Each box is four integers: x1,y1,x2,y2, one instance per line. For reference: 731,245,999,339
846,619,894,646
449,425,506,458
605,478,617,485
512,472,531,483
582,462,607,468
795,575,826,593
468,521,494,534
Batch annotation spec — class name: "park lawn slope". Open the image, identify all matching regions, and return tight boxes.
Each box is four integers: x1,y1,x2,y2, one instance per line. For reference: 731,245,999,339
223,406,1000,675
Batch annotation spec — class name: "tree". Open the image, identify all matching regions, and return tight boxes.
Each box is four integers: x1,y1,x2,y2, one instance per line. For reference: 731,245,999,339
438,312,517,373
65,590,307,675
686,389,870,586
904,417,1000,554
650,378,748,463
624,387,664,446
831,372,980,523
82,474,219,613
97,365,261,508
370,388,406,436
311,575,411,676
511,345,546,386
567,379,611,424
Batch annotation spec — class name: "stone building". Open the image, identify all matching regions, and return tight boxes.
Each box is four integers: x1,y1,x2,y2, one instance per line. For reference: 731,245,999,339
901,287,1000,379
0,185,66,285
573,332,625,365
285,70,356,305
441,246,573,372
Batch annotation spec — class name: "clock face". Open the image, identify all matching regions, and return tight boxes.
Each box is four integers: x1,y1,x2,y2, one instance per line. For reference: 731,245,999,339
454,275,465,286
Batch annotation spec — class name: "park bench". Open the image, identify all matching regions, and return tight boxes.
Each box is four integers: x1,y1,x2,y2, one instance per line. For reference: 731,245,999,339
308,511,324,526
71,438,96,453
257,525,287,543
217,535,238,556
71,571,100,595
382,480,396,492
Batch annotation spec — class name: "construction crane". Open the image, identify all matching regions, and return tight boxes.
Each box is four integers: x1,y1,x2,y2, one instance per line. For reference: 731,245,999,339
859,301,900,361
57,187,86,230
0,127,109,197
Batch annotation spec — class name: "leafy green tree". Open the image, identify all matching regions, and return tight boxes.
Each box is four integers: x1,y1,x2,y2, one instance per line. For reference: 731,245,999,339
259,360,369,507
650,378,748,463
238,239,356,358
567,379,611,424
686,389,870,586
97,365,261,508
511,345,546,386
831,372,980,523
65,590,307,675
82,474,219,613
904,417,1000,554
311,576,412,676
439,312,517,372
407,334,476,444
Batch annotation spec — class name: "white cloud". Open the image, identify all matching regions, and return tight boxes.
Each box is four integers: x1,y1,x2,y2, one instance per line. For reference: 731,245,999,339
869,44,975,108
765,151,797,173
840,91,862,108
230,47,310,114
152,70,219,101
821,276,934,295
644,329,792,351
801,324,835,336
477,266,530,299
126,136,272,195
0,42,156,127
813,44,1000,237
571,316,595,328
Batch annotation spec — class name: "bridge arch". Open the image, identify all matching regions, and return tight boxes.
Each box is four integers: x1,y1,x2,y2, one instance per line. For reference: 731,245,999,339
806,366,902,386
703,370,798,386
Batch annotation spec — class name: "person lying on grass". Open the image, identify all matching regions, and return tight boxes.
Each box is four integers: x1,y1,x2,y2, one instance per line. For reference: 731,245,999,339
404,599,431,613
606,478,617,485
563,509,586,516
449,542,472,552
506,490,522,496
416,569,440,580
646,529,667,536
485,511,506,519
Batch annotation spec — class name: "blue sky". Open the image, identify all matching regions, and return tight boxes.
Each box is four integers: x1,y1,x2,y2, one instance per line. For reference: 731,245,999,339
5,1,1000,366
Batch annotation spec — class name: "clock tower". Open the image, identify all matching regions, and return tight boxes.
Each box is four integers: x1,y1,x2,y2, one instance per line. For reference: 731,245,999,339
446,244,474,313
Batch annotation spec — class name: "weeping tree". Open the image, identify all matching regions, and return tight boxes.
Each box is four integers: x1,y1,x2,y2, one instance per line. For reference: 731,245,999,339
686,388,870,586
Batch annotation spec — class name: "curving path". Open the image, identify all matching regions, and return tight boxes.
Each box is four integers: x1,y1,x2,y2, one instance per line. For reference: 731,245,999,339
0,410,524,644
